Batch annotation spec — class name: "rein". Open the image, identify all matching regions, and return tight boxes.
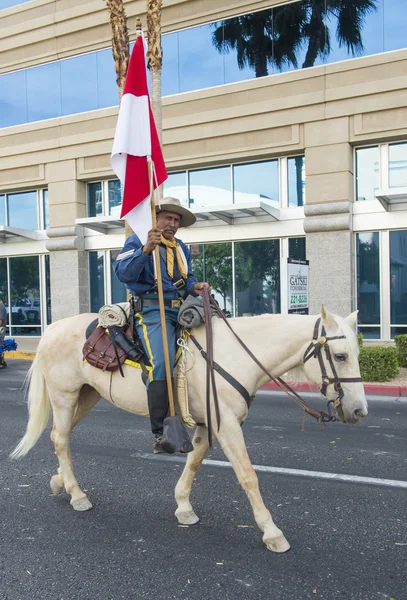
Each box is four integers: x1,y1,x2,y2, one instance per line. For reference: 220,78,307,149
197,289,362,435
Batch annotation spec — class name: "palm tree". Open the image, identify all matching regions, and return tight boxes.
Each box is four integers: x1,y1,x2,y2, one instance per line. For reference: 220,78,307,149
105,0,130,100
302,0,377,69
212,1,377,76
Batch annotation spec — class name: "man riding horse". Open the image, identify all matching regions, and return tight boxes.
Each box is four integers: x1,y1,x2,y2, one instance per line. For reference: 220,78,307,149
114,197,210,453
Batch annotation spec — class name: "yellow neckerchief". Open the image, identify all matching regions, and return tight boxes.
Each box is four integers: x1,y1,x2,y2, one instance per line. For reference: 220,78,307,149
160,235,187,279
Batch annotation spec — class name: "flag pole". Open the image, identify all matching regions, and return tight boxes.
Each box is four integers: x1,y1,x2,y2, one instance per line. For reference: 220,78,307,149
148,160,176,418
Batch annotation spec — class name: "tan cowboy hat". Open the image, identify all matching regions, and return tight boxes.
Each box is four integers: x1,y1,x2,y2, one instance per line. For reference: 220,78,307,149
155,197,196,228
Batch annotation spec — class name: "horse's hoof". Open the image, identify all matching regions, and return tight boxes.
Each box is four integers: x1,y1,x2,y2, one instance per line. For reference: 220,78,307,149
71,497,93,512
264,534,291,553
175,509,200,525
50,476,64,496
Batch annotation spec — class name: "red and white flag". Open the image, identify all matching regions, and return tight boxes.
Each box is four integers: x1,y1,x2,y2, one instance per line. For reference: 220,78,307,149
111,35,167,243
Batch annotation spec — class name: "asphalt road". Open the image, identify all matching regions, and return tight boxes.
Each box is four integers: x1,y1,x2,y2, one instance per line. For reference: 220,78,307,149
0,360,406,600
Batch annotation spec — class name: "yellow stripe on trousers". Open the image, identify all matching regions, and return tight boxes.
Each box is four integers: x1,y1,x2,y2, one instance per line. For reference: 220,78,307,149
136,312,155,382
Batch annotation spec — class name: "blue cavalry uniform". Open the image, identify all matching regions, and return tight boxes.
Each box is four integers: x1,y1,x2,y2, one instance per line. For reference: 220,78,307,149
114,233,198,385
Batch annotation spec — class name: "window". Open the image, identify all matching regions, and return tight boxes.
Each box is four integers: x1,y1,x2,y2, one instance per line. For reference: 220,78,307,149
43,189,49,230
89,249,127,310
235,239,280,316
355,147,380,201
7,191,38,230
108,180,123,217
87,182,103,218
164,172,188,206
389,143,407,188
233,161,279,205
288,237,306,261
86,180,123,218
190,243,233,315
390,230,407,336
0,1,32,9
356,232,380,338
0,194,5,226
110,250,127,304
288,156,305,207
189,167,232,207
9,256,41,336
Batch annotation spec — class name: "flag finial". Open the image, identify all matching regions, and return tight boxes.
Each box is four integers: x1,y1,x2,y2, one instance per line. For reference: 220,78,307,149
135,17,142,36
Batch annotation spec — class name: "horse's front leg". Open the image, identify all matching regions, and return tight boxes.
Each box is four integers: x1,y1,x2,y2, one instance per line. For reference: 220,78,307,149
216,412,290,553
175,425,209,525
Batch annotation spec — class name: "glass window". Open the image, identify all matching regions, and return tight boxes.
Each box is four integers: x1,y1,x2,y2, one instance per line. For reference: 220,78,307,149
7,191,38,230
87,182,103,217
389,142,407,188
190,243,233,315
235,239,280,316
45,254,51,325
108,180,122,217
357,232,380,325
233,161,279,205
189,167,232,208
61,53,98,116
359,327,381,339
0,258,9,333
26,62,61,122
164,172,188,207
110,250,127,304
0,70,27,127
89,251,105,313
96,49,119,110
390,230,407,327
9,256,41,336
43,189,49,230
384,0,406,52
355,147,380,201
162,32,180,96
391,326,407,337
178,24,224,93
0,195,5,226
0,0,32,8
288,156,305,207
289,237,306,261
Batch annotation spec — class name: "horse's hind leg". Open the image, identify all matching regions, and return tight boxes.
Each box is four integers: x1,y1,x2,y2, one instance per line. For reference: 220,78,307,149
216,413,290,553
48,387,94,512
50,386,100,503
175,425,209,525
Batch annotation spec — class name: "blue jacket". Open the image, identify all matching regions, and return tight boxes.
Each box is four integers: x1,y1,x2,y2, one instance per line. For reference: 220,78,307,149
114,233,198,297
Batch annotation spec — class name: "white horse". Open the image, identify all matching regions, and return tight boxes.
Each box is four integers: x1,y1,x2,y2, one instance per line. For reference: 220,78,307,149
10,305,367,553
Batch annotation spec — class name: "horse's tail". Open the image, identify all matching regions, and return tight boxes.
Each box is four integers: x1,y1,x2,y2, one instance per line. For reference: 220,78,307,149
10,356,50,460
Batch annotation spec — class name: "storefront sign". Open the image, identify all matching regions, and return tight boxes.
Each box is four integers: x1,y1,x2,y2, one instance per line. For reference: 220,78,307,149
288,258,309,313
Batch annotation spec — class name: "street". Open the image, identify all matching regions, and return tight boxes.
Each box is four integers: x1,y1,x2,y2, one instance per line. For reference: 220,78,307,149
0,360,406,600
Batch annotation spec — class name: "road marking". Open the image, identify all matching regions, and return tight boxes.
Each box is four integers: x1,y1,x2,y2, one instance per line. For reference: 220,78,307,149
131,452,407,490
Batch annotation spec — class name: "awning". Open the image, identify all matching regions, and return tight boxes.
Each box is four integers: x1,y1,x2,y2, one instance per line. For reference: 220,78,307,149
376,188,407,210
0,226,39,242
75,200,280,232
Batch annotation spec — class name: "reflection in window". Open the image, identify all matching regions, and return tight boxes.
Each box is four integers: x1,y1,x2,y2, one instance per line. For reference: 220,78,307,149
45,254,51,325
190,243,233,315
61,53,98,116
26,62,61,122
389,143,407,188
108,180,122,217
288,156,305,206
110,250,127,304
87,182,103,217
359,327,381,339
7,191,38,230
355,147,380,201
43,189,49,230
390,230,407,328
235,240,280,316
0,258,8,334
288,237,306,261
0,195,5,226
357,232,380,329
89,251,105,313
164,172,188,207
189,167,232,207
233,161,279,205
9,256,41,336
0,0,32,8
0,70,27,127
96,49,120,109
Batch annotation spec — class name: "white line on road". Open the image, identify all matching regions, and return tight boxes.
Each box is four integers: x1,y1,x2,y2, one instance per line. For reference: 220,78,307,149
131,452,407,490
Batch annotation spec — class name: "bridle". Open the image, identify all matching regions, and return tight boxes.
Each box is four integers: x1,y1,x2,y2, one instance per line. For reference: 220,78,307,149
303,317,363,420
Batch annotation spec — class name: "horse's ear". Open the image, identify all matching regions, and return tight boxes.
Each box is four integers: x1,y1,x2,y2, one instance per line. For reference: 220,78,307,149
320,304,336,330
345,310,358,332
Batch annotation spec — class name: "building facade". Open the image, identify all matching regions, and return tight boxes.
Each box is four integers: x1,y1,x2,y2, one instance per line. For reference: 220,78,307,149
1,0,406,344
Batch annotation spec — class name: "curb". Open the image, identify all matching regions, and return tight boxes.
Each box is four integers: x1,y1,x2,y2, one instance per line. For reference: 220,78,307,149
262,381,407,398
6,351,36,360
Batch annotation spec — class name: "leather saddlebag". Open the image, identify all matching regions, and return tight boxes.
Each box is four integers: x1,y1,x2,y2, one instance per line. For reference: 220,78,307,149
83,326,128,372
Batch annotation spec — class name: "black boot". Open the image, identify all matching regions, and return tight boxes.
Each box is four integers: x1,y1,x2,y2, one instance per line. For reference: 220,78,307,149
147,379,169,439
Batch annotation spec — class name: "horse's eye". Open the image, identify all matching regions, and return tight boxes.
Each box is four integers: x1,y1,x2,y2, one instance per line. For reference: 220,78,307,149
334,354,347,362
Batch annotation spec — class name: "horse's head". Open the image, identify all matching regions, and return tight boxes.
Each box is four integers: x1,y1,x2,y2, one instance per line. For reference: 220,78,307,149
302,305,368,425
